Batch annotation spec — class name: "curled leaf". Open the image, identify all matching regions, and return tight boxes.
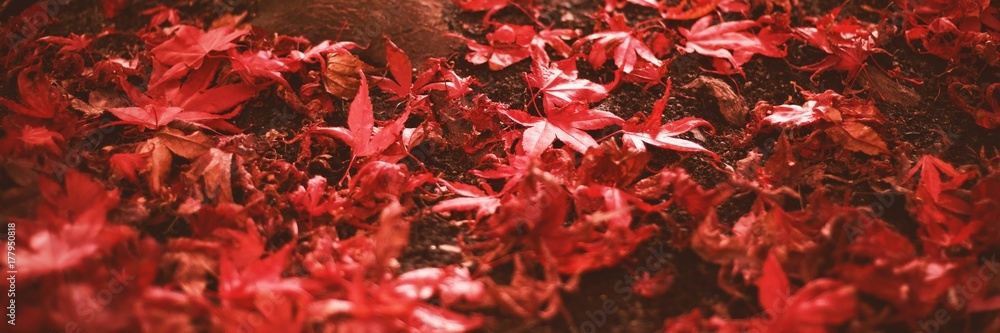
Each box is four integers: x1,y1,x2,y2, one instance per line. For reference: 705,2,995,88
322,53,374,99
683,76,748,126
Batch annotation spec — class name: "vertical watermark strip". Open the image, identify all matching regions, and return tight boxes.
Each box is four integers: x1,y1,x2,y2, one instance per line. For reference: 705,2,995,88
5,218,14,326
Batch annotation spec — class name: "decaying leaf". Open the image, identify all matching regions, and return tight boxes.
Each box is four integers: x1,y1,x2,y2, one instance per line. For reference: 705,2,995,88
825,120,889,155
757,90,889,155
137,128,217,193
683,76,748,126
857,66,920,107
322,53,375,99
185,148,235,204
153,128,215,159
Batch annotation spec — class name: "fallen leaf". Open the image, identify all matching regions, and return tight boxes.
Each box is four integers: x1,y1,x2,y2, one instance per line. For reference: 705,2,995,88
110,152,149,184
682,76,748,126
109,105,183,130
374,37,414,100
622,88,718,159
501,103,623,156
322,53,373,99
154,127,215,159
825,120,888,155
151,25,245,68
680,15,791,75
459,23,535,71
0,66,66,119
576,13,662,73
185,148,235,204
524,58,616,111
758,251,791,314
138,128,216,193
316,73,410,159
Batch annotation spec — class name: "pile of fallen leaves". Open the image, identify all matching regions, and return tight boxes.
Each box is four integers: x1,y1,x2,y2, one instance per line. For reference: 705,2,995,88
1,0,999,332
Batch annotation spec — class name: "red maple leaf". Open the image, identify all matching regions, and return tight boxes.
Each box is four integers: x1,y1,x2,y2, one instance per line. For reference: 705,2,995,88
151,25,245,67
899,0,1000,66
605,0,749,20
752,252,858,333
758,90,890,155
577,13,663,73
39,33,92,54
680,15,791,75
309,265,485,332
605,0,662,11
524,58,617,111
283,40,360,69
109,105,183,130
109,152,150,184
219,245,308,302
227,49,292,87
149,25,246,88
898,0,999,31
141,5,181,27
18,125,64,155
289,176,345,218
904,155,980,248
315,73,410,159
450,0,539,27
110,59,259,131
839,256,958,318
757,251,791,314
373,37,414,100
37,170,122,218
18,209,133,279
622,88,718,159
415,58,477,99
564,184,659,272
761,101,829,127
432,180,501,220
532,27,577,60
459,23,536,70
393,266,486,307
452,0,509,11
793,9,883,81
501,102,622,156
0,66,67,119
18,171,129,279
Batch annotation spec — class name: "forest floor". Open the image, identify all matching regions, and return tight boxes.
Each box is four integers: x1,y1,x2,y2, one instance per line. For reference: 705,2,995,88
2,0,1000,332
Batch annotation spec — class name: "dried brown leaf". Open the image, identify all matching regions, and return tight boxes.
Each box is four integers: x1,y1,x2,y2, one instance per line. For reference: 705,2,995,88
69,98,104,118
137,128,216,193
859,67,919,107
374,200,408,271
322,53,374,99
185,148,234,204
826,120,889,155
154,128,215,159
137,138,173,194
683,76,748,126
